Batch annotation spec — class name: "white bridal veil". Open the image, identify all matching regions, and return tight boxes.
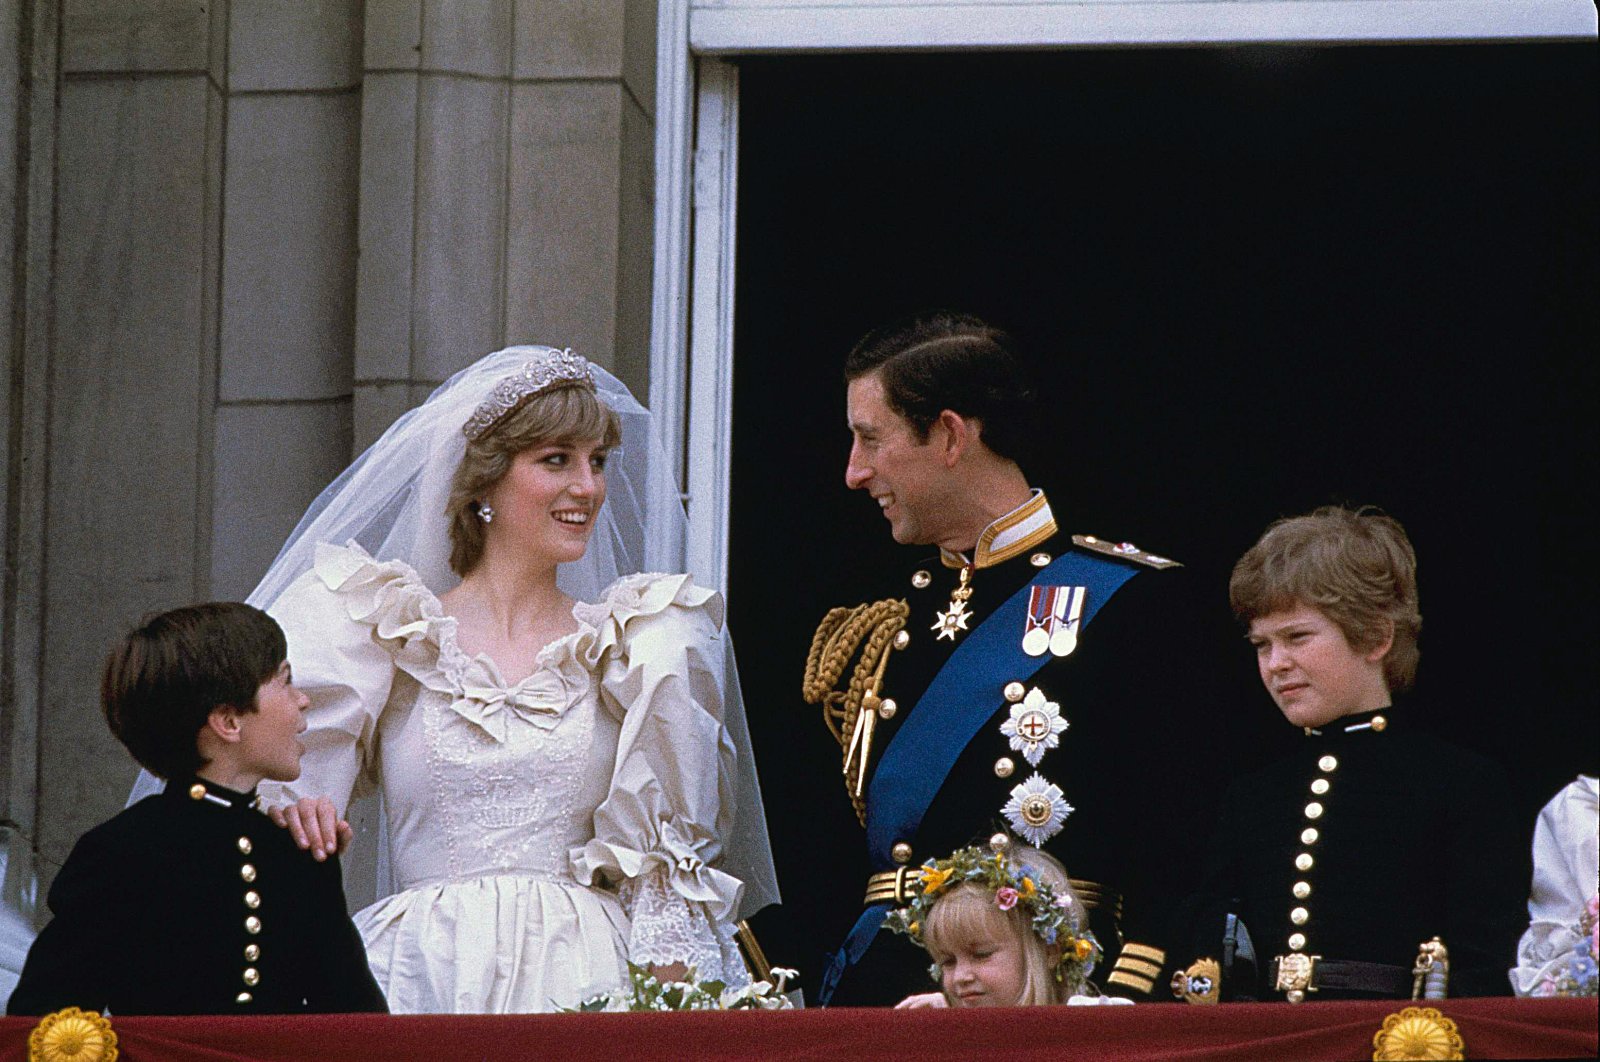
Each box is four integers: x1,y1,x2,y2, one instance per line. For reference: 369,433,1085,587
132,346,778,920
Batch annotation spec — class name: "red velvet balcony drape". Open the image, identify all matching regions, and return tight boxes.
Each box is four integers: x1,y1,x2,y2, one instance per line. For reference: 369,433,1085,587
3,996,1594,1061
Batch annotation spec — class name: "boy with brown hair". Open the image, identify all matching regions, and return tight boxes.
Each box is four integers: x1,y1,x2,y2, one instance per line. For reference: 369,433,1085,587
7,603,386,1015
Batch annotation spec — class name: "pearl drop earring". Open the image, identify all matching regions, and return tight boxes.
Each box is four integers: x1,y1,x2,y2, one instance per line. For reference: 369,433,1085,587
477,503,494,524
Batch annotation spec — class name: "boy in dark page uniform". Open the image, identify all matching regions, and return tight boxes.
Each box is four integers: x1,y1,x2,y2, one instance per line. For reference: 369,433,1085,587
9,603,387,1016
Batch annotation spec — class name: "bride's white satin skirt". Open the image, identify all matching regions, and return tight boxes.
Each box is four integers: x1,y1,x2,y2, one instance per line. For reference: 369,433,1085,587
356,871,631,1014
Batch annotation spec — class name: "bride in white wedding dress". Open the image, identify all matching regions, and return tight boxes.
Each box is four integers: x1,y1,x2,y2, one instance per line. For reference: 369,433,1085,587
229,346,775,1013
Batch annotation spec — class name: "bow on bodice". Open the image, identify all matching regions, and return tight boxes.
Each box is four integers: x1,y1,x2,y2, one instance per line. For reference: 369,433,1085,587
451,666,579,742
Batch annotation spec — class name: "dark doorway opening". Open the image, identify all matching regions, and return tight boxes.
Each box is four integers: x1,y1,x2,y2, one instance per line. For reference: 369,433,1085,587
728,43,1597,989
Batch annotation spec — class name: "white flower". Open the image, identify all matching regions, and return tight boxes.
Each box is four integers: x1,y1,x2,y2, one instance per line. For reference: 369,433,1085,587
1002,772,1074,846
999,687,1069,767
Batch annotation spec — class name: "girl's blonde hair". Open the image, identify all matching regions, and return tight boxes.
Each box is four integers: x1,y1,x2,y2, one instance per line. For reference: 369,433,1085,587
921,846,1080,1006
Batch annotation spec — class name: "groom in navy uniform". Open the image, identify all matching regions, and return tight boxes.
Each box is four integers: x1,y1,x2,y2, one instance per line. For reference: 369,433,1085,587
805,312,1217,1005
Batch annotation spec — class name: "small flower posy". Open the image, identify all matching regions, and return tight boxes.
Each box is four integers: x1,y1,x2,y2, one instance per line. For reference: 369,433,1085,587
884,845,1102,994
573,963,799,1012
1537,895,1599,999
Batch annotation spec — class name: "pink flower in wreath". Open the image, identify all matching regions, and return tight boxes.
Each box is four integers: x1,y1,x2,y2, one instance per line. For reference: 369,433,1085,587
995,887,1019,911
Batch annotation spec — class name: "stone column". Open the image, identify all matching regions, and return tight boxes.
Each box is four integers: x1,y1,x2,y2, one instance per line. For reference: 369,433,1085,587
355,0,656,448
0,0,57,919
24,0,365,886
25,0,232,887
210,2,363,599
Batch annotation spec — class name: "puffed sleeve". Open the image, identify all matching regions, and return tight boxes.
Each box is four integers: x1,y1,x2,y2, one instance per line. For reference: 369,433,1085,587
1510,776,1600,996
568,573,747,977
259,543,405,817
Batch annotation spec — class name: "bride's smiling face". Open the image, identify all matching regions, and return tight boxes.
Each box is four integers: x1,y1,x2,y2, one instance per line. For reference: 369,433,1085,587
481,438,609,567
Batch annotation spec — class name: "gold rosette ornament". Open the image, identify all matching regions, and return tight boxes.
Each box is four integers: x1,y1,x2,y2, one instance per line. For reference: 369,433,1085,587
28,1007,118,1062
1371,1006,1464,1061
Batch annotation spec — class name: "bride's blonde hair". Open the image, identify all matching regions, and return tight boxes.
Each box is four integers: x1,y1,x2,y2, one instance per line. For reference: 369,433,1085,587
445,382,621,575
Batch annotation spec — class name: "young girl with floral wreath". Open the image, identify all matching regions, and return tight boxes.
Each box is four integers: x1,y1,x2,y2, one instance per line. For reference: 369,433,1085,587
889,843,1126,1008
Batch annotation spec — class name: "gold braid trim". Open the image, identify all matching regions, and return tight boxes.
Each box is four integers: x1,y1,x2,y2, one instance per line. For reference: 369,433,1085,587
802,598,909,825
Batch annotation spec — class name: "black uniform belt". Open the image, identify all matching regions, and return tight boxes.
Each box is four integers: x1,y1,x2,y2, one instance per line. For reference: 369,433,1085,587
864,868,1122,921
1267,955,1413,997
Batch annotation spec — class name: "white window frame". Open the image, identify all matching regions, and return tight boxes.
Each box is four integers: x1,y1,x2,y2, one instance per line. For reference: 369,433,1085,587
650,0,1596,595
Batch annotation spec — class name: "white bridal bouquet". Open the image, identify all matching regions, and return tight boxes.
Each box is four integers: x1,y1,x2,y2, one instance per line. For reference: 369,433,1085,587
574,963,799,1012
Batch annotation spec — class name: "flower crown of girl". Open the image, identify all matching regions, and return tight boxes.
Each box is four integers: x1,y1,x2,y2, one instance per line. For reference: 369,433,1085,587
884,845,1102,984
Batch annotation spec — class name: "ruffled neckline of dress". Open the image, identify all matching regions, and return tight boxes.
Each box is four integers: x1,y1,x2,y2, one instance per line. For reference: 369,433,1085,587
308,542,718,743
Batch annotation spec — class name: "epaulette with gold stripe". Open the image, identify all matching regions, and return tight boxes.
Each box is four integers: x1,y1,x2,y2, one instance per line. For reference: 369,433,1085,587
1107,942,1167,996
1072,534,1182,570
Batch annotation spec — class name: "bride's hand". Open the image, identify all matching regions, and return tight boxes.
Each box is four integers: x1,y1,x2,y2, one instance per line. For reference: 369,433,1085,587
268,796,352,861
647,961,690,983
894,992,947,1009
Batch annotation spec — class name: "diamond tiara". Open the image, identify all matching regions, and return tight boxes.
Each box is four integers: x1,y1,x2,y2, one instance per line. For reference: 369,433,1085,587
461,348,597,441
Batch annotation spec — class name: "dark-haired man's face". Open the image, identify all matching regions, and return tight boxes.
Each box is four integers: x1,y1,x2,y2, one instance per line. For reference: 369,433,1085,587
845,372,950,546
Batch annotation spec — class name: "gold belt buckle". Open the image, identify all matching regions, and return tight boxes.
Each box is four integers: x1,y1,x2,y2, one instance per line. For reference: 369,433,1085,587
1274,953,1320,1001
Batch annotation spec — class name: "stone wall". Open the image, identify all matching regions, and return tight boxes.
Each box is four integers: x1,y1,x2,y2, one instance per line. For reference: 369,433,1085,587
1,0,656,913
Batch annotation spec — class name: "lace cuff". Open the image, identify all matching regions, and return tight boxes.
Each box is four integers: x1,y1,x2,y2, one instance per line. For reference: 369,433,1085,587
618,869,749,988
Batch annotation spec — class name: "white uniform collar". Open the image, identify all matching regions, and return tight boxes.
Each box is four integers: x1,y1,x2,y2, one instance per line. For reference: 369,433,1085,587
940,489,1056,570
